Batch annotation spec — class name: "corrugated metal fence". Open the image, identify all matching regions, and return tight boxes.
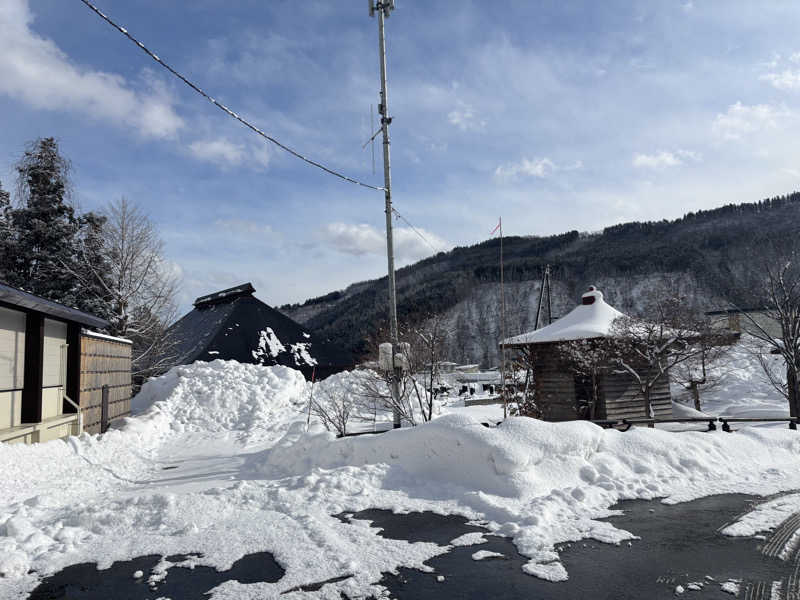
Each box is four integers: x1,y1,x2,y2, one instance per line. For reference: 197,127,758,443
79,332,132,434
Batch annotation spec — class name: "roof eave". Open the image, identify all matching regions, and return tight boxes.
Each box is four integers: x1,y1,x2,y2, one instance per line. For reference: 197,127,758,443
0,282,109,329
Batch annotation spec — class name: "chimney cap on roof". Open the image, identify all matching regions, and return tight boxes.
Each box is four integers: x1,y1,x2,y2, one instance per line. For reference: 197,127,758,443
194,282,255,308
582,286,602,305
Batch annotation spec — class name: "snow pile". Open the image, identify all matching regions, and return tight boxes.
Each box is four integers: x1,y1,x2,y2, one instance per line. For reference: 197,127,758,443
672,336,788,418
4,359,800,598
132,360,308,438
252,327,286,361
262,413,800,581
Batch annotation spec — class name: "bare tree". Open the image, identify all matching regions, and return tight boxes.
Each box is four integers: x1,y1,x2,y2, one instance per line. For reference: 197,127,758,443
353,366,421,426
310,386,355,437
670,327,733,411
736,241,800,418
608,297,718,418
65,198,179,382
408,314,452,422
355,316,451,426
556,338,616,419
507,345,540,418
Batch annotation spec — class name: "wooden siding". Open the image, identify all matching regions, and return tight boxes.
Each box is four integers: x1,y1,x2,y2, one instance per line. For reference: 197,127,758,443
79,334,132,434
597,371,672,420
533,349,583,421
527,342,673,422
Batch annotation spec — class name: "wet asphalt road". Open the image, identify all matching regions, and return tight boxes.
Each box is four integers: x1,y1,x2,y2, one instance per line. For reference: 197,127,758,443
26,493,800,599
370,493,797,599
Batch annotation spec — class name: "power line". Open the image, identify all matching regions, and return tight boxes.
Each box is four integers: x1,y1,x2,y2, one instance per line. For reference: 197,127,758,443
391,207,442,254
78,0,383,192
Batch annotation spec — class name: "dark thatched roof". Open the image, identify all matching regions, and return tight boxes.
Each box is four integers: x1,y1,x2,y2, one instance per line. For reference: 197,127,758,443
168,283,353,380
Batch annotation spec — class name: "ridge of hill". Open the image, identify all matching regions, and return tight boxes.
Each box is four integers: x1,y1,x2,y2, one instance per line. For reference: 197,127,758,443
281,192,800,365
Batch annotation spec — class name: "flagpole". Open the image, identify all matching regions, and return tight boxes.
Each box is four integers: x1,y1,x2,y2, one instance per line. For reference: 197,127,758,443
499,217,507,419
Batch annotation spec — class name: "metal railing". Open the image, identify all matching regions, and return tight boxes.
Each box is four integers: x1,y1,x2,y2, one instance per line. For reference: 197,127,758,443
62,392,84,435
592,416,798,432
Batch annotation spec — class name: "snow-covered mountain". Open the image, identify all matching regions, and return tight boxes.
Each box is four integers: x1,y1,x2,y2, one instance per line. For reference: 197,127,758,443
283,194,799,366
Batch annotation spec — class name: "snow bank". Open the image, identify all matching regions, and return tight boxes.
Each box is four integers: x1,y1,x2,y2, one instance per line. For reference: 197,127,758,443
4,359,800,597
261,413,800,580
672,336,788,418
132,360,309,439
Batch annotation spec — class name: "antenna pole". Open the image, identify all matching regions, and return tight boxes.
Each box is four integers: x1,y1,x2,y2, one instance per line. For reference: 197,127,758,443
499,217,508,419
545,265,552,324
535,264,551,329
371,0,401,428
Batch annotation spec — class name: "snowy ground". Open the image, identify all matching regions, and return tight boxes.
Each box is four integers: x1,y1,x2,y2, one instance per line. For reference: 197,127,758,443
2,342,800,599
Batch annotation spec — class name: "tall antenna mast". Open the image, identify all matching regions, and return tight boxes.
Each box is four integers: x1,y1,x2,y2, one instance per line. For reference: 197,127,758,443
499,217,508,419
370,0,401,428
534,264,552,329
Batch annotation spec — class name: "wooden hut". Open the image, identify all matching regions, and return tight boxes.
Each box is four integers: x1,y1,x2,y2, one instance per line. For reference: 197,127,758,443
502,286,672,422
0,283,132,444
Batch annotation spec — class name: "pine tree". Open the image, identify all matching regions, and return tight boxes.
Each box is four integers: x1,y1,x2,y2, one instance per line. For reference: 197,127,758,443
0,180,12,283
6,138,82,305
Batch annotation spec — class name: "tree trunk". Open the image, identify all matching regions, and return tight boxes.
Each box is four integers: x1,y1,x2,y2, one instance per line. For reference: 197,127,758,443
644,388,654,427
788,365,799,419
690,381,701,412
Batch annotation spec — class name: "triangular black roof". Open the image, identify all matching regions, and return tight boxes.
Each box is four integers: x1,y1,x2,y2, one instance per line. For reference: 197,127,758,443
169,283,353,380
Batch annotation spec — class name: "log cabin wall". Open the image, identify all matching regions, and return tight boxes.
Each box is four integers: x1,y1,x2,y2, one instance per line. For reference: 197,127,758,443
597,369,672,420
79,332,132,434
532,343,582,421
528,341,673,421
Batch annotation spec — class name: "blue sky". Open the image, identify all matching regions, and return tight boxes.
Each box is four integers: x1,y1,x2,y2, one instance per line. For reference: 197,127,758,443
2,1,800,312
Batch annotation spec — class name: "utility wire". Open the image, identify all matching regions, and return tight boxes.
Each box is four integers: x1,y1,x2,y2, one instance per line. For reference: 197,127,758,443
391,207,442,254
78,0,384,192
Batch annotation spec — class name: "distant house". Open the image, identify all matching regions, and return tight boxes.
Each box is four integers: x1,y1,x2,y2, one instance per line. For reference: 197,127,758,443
501,286,672,422
168,283,354,380
0,283,132,444
706,308,781,339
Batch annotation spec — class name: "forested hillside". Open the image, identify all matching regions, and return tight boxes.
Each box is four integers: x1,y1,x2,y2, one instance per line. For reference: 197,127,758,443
281,193,800,365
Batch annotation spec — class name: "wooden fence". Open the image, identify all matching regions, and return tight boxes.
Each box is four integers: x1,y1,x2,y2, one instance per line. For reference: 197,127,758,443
79,332,132,434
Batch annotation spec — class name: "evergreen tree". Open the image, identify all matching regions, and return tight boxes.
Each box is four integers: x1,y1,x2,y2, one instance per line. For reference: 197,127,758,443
5,138,82,305
0,180,12,283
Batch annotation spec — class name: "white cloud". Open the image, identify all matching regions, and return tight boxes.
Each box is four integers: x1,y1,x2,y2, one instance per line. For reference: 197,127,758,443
447,102,485,132
319,222,448,262
632,149,700,169
493,157,583,182
783,168,800,178
213,218,277,237
189,138,270,169
712,102,791,140
760,70,800,91
0,0,183,139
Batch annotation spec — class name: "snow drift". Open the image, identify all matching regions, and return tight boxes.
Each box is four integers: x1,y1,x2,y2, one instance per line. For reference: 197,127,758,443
262,412,800,580
131,360,309,438
3,359,800,597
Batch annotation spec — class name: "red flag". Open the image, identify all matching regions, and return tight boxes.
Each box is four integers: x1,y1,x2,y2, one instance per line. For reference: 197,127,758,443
490,217,502,236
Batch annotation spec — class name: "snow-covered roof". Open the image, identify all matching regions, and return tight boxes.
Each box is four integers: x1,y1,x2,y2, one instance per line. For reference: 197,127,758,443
502,286,626,346
81,329,133,345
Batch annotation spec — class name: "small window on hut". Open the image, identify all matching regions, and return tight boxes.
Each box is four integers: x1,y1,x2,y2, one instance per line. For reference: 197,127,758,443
574,375,593,419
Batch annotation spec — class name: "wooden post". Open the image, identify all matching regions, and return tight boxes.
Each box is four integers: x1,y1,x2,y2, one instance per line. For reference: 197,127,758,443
101,384,110,433
21,312,44,424
64,322,81,414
